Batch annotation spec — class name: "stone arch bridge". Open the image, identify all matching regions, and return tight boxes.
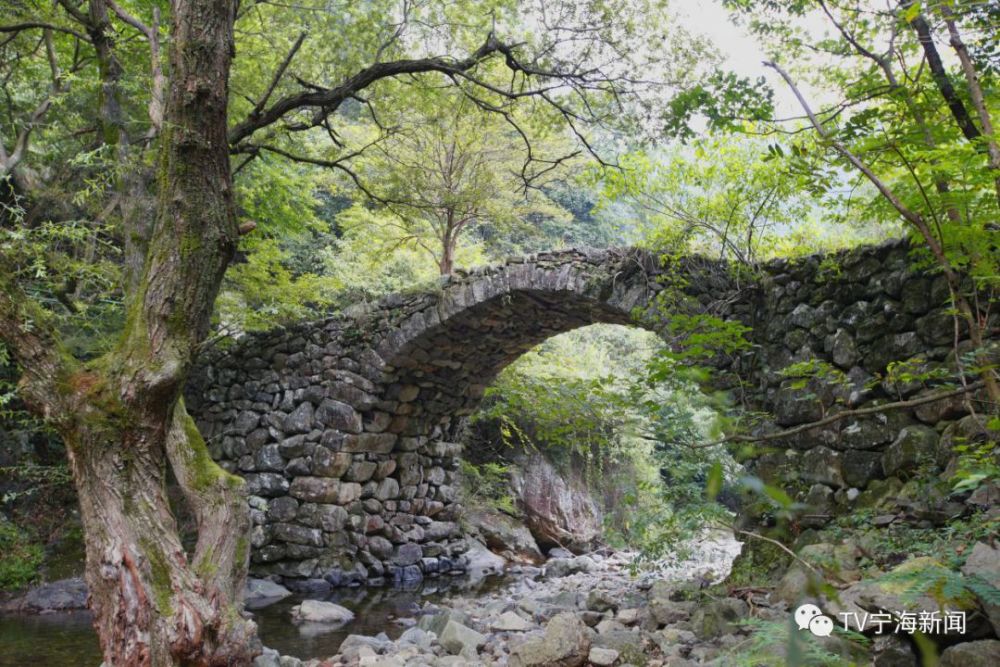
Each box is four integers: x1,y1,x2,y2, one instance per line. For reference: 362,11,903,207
187,240,977,584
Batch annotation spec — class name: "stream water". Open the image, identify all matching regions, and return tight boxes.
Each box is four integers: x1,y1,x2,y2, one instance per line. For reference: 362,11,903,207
0,575,506,667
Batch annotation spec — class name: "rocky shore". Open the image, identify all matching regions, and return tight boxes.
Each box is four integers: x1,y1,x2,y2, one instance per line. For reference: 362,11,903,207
252,532,746,667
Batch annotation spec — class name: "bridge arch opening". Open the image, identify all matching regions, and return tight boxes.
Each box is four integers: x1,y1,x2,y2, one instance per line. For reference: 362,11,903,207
457,322,716,554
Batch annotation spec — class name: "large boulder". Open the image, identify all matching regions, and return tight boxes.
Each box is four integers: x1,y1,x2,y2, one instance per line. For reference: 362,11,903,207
463,540,506,582
830,557,992,639
508,612,592,667
510,453,602,552
939,640,1000,667
462,507,544,564
690,598,749,639
291,599,354,625
438,619,486,655
882,425,940,477
7,578,88,613
244,578,292,610
961,542,1000,636
544,555,597,579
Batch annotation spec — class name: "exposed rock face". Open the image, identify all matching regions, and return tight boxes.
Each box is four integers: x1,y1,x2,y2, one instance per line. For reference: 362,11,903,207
186,239,998,581
510,453,602,552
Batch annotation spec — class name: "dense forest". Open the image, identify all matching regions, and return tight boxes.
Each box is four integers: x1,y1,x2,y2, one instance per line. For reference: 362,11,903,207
0,1,997,666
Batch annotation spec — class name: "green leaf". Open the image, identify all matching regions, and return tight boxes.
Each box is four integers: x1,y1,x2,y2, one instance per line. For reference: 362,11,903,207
706,461,724,500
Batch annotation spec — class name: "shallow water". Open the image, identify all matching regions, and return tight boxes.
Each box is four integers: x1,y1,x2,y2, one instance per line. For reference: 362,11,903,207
0,574,505,667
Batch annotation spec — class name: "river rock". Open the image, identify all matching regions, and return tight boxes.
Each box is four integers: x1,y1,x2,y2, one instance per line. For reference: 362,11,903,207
10,577,88,613
463,507,544,564
588,646,620,666
244,578,292,609
872,634,917,667
464,540,506,581
438,619,486,655
545,555,597,578
508,611,592,667
291,599,354,625
961,541,1000,635
939,640,1000,667
492,610,533,632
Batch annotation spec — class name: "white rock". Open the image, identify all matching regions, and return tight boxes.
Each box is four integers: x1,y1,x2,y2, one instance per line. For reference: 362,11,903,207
291,599,355,624
491,610,533,632
589,647,620,666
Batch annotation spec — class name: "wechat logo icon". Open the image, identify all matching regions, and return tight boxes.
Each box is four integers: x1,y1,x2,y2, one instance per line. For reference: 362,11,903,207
795,603,834,637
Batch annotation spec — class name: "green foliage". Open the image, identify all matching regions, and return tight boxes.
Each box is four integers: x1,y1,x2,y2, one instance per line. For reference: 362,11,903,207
595,137,894,266
652,313,753,367
0,519,43,591
0,464,72,505
878,558,1000,611
342,91,574,274
780,359,847,390
950,436,1000,496
720,0,1000,309
721,617,868,667
472,324,741,557
474,325,655,464
217,239,335,332
458,460,516,515
662,70,774,140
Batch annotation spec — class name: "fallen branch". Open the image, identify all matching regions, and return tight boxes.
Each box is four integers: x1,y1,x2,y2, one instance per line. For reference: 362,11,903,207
695,380,986,449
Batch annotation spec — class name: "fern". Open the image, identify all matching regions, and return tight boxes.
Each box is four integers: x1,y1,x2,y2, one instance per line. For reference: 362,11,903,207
719,617,867,667
878,560,1000,609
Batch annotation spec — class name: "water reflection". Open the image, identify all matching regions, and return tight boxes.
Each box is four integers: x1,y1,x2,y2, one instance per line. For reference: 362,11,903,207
0,573,508,666
0,610,101,667
254,573,507,660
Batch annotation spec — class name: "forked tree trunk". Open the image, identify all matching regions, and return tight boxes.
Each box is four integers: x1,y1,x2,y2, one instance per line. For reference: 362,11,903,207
1,1,260,664
66,398,255,667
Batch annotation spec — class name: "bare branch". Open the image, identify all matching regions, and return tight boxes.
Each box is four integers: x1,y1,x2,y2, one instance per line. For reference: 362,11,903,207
1,30,66,176
248,31,307,121
0,21,90,42
939,5,1000,205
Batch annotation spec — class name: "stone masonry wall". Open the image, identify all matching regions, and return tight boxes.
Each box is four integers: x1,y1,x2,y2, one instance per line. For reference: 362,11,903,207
186,240,996,585
737,238,996,529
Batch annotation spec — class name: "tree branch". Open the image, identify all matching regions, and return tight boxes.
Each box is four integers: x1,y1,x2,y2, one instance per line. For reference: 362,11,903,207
227,32,596,149
697,380,986,449
105,0,164,136
228,34,507,147
0,21,90,42
939,5,1000,206
1,30,66,177
247,31,306,121
905,7,982,143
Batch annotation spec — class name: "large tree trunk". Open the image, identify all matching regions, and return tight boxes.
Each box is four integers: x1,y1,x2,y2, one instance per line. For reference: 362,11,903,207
65,394,254,666
1,1,259,664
